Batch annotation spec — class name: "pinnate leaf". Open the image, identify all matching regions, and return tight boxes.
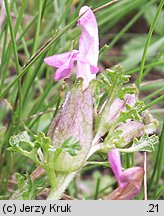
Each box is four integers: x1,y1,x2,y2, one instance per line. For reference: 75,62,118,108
119,134,159,153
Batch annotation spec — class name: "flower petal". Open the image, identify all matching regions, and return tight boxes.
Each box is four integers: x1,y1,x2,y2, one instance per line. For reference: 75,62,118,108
104,167,144,200
44,50,79,80
124,94,136,107
76,6,99,86
108,148,123,186
108,149,144,200
120,167,144,189
76,62,97,89
108,149,143,189
104,182,140,200
54,66,72,81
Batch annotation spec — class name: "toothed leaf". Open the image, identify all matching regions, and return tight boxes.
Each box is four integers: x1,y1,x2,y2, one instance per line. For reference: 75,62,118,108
34,132,51,153
119,134,159,153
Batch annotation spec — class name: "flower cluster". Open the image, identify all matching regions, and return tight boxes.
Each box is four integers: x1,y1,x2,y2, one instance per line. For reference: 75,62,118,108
9,6,159,200
44,5,158,200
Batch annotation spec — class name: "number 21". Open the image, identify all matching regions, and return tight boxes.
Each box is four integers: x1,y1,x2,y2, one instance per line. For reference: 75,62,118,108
148,204,158,213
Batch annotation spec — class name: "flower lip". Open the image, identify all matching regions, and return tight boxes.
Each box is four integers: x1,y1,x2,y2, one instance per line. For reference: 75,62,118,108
44,50,79,81
44,50,79,68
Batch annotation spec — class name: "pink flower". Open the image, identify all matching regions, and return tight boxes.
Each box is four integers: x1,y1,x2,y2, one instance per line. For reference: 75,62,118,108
106,94,136,123
96,93,137,139
44,6,99,88
108,148,144,199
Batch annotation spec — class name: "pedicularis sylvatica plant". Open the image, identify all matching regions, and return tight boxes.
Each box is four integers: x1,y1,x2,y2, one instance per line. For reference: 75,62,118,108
9,6,159,200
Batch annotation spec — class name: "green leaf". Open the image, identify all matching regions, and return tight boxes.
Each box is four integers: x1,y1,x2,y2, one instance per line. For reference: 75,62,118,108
102,130,123,153
116,85,137,100
9,132,45,167
15,173,25,189
62,136,81,156
9,131,31,146
105,65,130,89
34,132,51,153
119,134,159,153
8,131,33,153
14,173,46,200
118,101,144,123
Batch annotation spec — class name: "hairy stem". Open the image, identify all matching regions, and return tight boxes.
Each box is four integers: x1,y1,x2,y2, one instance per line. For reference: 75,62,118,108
47,172,76,200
